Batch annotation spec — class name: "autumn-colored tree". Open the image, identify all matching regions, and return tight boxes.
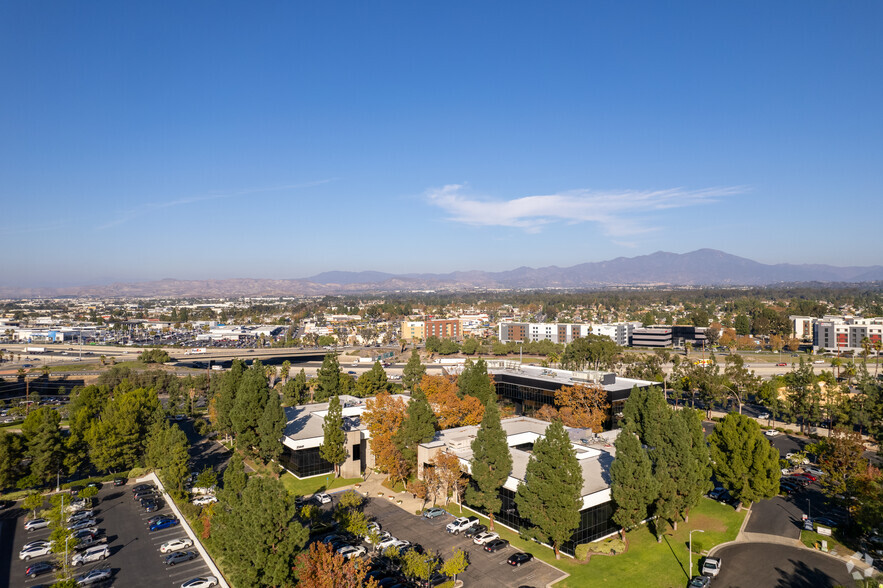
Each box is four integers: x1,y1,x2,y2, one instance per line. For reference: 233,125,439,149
420,375,484,430
362,391,408,477
294,541,379,588
430,451,467,507
533,404,560,422
554,384,610,432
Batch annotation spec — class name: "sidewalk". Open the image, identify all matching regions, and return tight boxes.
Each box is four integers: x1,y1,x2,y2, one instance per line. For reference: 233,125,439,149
331,470,429,514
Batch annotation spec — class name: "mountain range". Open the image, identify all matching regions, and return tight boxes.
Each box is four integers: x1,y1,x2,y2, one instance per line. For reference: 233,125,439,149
5,249,883,298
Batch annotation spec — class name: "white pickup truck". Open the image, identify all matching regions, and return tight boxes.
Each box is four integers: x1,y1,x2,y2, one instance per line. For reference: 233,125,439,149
446,516,479,535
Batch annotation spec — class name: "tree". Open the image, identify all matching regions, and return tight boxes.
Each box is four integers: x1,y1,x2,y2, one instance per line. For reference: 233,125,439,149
316,353,341,402
215,475,308,587
23,492,44,518
282,369,308,406
515,420,582,559
458,359,496,405
280,360,292,383
809,427,868,504
293,541,379,588
621,386,668,449
610,428,658,539
402,350,426,393
256,392,285,463
220,452,248,503
420,375,484,430
229,361,272,455
734,314,751,336
0,430,23,490
145,419,190,496
139,348,171,363
554,384,610,432
708,413,779,507
86,385,161,472
212,359,245,440
441,548,469,583
320,395,347,477
363,392,408,479
21,407,64,484
356,362,389,397
431,451,466,508
679,408,713,521
395,392,437,469
652,409,707,534
560,334,620,371
467,401,512,531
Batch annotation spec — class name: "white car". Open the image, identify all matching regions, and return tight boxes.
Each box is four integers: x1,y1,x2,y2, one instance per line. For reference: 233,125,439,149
377,535,400,550
181,577,218,588
314,493,332,504
363,522,382,540
71,545,109,566
25,518,49,531
337,545,367,560
446,516,479,534
68,509,95,523
390,539,410,550
805,466,825,477
757,412,770,420
192,495,218,506
20,544,53,560
22,540,52,551
369,531,392,546
472,531,499,545
161,538,194,553
764,430,780,437
702,556,722,577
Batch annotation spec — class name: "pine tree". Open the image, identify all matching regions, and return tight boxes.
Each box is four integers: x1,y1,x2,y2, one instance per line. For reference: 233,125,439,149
230,361,271,454
402,350,426,392
356,362,389,397
515,420,582,559
651,410,695,534
610,427,658,539
467,401,512,530
213,359,246,440
316,353,341,402
0,430,23,490
220,452,248,505
709,413,780,507
458,359,496,405
679,408,713,521
621,385,668,448
320,395,347,477
256,392,286,463
395,392,437,468
21,407,64,484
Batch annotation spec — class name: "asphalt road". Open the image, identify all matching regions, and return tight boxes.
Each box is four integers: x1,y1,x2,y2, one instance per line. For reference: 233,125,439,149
712,543,855,588
744,497,803,539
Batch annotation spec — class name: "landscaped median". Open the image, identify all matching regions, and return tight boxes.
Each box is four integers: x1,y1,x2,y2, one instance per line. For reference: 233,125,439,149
441,497,745,588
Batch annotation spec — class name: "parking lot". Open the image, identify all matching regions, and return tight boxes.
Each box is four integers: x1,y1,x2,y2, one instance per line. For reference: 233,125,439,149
0,481,216,588
362,497,566,588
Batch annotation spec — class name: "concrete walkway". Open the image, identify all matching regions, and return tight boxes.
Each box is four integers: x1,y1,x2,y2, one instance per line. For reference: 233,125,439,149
334,470,431,515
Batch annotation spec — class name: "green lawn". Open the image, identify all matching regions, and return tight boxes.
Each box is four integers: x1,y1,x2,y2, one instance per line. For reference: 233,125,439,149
279,471,361,497
48,362,100,372
444,498,744,588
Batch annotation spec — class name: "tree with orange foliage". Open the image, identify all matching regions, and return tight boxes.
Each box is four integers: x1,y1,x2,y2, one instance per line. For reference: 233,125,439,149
533,404,560,422
554,384,610,432
294,541,379,588
362,391,408,476
419,375,485,430
431,451,467,508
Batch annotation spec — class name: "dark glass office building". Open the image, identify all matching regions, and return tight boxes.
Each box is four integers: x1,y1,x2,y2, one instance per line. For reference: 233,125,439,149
279,446,333,478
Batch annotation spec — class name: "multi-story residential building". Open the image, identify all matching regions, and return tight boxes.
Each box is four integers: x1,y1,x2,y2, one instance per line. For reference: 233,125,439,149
790,315,814,341
400,321,425,342
813,317,883,352
425,318,461,340
497,322,639,346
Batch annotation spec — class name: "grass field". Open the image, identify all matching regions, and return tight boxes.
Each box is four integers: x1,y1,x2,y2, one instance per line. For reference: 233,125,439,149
279,471,361,497
444,498,744,588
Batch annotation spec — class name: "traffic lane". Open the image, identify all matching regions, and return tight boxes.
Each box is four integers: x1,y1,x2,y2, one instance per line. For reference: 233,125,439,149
744,497,802,539
363,499,566,588
712,543,854,588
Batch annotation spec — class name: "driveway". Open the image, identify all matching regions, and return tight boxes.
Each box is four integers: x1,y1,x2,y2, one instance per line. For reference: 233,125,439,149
363,498,567,588
712,543,856,588
744,497,802,539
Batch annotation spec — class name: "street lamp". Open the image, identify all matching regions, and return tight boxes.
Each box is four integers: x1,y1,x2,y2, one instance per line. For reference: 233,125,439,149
689,529,705,578
807,498,811,520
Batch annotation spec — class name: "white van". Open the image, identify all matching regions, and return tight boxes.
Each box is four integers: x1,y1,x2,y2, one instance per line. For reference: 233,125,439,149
71,544,109,566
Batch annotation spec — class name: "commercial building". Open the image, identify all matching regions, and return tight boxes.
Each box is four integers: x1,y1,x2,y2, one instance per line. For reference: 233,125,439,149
497,322,639,346
425,319,462,340
813,317,883,353
400,321,425,342
790,316,814,341
629,325,707,349
417,417,622,556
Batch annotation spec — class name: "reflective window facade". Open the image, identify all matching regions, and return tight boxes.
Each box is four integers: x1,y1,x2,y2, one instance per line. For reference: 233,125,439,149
280,446,333,478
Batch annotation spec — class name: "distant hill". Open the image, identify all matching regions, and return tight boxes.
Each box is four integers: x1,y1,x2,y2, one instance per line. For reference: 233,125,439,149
3,249,882,297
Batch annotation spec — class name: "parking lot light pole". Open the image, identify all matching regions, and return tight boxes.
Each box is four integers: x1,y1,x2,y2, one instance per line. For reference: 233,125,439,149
807,498,811,520
689,529,704,578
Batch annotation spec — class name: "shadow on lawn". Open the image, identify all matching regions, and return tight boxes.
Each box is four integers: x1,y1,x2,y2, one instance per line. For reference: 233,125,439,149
663,535,688,580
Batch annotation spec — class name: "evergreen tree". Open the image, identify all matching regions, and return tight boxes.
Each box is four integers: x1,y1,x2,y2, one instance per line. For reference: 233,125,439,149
467,401,512,530
220,452,248,504
679,407,713,521
86,385,161,472
0,430,23,490
621,385,668,448
144,418,190,497
65,385,107,474
651,410,696,534
21,407,64,484
395,392,437,468
316,353,341,402
214,475,308,587
256,392,286,463
515,420,582,559
402,350,426,392
458,359,496,405
320,395,347,477
282,369,308,406
610,427,658,538
230,361,271,454
356,362,389,397
214,359,246,439
709,413,780,507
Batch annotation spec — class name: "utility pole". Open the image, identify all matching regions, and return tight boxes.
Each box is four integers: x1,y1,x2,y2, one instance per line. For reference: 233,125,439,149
689,529,704,578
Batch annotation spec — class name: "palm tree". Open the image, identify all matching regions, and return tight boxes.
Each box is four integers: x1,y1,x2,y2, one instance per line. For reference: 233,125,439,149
861,337,872,369
830,356,843,381
874,339,882,378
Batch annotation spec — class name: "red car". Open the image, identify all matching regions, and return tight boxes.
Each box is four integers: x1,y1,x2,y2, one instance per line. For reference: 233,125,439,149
797,472,817,482
776,363,787,367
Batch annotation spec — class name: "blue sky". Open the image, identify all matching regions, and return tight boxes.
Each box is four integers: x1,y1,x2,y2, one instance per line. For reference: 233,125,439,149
1,1,881,287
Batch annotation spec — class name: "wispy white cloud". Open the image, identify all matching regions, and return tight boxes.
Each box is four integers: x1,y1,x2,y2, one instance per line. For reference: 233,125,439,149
98,179,336,230
426,184,744,237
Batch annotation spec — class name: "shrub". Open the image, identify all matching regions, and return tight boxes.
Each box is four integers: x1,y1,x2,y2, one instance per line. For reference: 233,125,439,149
193,418,212,436
179,501,201,522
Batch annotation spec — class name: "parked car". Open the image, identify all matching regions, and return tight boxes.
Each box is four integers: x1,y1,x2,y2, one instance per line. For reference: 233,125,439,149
765,429,780,437
148,514,171,526
25,561,56,578
797,472,817,482
757,412,770,420
68,518,98,532
150,517,180,531
689,575,711,587
702,557,722,577
377,535,400,550
161,538,195,553
25,518,49,531
72,528,99,541
337,545,367,560
132,483,155,494
165,550,198,566
473,532,500,545
811,517,839,529
805,466,825,477
464,524,487,538
75,566,112,585
71,545,110,566
20,544,53,560
68,509,95,523
22,540,52,552
112,477,127,487
192,495,218,506
484,539,509,553
143,498,163,512
446,516,479,534
313,493,332,504
507,552,533,566
707,487,726,500
423,507,446,519
134,489,158,501
180,578,218,588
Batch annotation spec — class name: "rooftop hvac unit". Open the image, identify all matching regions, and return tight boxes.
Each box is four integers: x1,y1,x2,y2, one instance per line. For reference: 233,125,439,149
447,437,472,451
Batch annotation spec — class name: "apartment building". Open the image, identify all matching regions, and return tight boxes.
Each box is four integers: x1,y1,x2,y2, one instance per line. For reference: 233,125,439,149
400,321,425,342
813,317,883,352
498,322,638,346
425,318,461,340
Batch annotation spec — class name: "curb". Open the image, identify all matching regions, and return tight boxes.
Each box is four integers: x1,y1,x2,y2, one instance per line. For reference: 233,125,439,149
139,473,230,588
